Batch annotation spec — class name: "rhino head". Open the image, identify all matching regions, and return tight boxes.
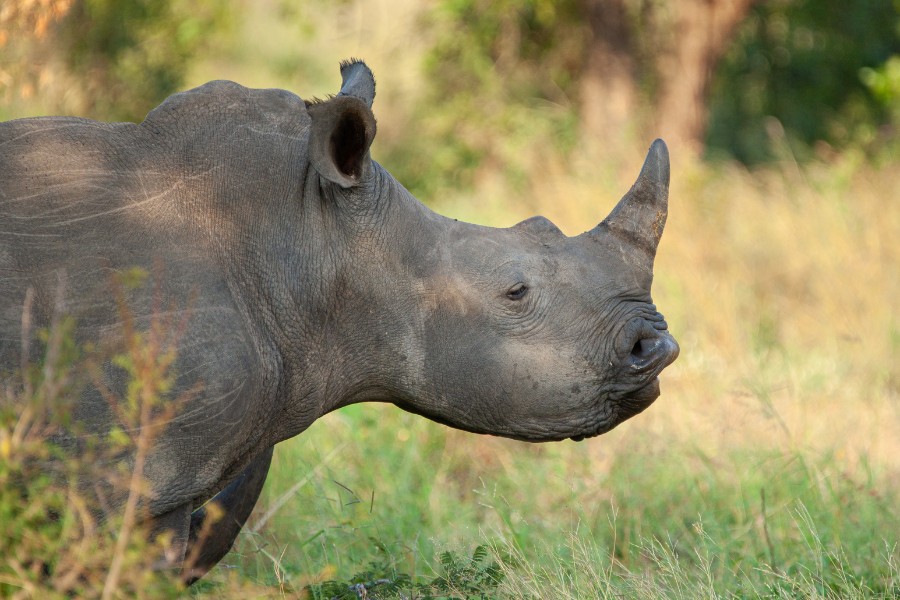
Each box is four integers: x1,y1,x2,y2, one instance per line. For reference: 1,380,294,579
298,61,679,442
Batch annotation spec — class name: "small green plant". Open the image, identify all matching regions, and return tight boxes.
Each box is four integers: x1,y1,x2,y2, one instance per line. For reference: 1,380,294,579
304,545,504,600
428,545,505,599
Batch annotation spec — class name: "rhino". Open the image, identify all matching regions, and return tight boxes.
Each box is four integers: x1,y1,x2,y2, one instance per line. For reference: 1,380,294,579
0,60,678,581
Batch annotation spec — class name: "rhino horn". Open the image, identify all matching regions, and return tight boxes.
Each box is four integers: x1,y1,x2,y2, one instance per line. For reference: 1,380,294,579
588,139,670,269
337,59,376,108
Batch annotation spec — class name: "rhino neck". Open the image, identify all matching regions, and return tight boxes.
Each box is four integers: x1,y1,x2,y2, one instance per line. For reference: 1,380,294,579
158,143,452,444
200,161,422,443
268,164,452,434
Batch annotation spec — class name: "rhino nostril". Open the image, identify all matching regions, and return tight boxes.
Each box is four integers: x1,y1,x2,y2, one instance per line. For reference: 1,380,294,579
630,338,654,359
627,332,680,370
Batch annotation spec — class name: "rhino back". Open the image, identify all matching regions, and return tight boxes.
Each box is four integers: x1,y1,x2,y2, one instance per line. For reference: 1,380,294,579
0,82,312,513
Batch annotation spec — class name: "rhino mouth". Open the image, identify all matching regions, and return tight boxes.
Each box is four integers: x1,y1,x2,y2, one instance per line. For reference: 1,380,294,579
570,378,661,442
622,377,661,410
614,377,662,427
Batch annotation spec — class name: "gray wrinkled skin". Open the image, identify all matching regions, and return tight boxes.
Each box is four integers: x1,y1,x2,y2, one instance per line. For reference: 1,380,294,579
0,60,678,580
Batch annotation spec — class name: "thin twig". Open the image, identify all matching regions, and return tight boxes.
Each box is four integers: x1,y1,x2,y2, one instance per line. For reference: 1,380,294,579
101,379,154,600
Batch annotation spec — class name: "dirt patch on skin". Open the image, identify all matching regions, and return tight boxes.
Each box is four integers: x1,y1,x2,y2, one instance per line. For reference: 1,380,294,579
651,209,666,242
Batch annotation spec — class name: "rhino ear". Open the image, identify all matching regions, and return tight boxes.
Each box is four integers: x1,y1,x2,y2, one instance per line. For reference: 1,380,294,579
336,59,376,108
307,95,376,188
306,59,377,188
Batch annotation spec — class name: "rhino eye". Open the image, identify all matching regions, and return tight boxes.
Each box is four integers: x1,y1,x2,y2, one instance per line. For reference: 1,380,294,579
506,283,528,300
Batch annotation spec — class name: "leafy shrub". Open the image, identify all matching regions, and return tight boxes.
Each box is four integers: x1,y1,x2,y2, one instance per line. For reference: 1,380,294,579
0,273,187,598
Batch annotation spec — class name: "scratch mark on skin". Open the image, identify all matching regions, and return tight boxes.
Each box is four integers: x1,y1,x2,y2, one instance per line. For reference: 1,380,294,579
4,189,115,221
89,379,248,440
170,382,249,429
48,168,218,226
49,185,178,226
243,126,304,141
0,231,62,237
0,123,101,148
0,181,106,207
95,307,240,337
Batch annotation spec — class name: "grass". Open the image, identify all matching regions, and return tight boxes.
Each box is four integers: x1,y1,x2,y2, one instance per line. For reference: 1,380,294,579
206,411,898,597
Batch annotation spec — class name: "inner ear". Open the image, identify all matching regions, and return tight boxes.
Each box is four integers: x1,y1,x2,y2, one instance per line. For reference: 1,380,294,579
331,108,368,179
307,95,377,188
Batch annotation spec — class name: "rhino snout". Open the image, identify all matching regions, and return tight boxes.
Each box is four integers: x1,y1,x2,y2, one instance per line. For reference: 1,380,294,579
605,317,679,421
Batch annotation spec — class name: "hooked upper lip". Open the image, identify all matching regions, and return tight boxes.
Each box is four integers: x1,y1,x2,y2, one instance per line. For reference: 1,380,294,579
618,331,678,413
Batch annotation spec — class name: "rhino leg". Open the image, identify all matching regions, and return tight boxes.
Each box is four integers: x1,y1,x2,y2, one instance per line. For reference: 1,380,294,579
182,446,275,583
149,503,193,570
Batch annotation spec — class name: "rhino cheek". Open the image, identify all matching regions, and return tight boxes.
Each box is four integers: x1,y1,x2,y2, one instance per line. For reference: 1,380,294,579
460,340,604,439
497,325,655,441
402,264,623,440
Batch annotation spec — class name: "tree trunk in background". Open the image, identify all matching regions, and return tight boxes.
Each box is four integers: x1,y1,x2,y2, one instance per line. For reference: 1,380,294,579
579,0,756,155
654,0,758,154
579,0,640,150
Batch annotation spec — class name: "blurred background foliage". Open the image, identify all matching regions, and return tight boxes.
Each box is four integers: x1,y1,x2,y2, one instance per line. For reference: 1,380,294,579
708,0,900,163
0,0,230,121
2,0,899,179
399,0,900,190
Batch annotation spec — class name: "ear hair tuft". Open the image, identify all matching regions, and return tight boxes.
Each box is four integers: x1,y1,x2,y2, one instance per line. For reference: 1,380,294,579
339,57,367,70
336,59,376,108
305,94,335,108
